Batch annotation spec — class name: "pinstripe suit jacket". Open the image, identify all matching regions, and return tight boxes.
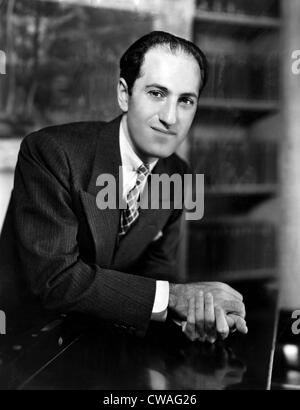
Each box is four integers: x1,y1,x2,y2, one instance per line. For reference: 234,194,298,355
11,116,187,337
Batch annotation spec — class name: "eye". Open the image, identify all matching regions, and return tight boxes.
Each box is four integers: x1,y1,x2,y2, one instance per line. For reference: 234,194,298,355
148,90,165,99
180,97,195,106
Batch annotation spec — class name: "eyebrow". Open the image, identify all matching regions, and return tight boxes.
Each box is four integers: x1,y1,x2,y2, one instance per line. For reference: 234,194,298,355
145,83,198,99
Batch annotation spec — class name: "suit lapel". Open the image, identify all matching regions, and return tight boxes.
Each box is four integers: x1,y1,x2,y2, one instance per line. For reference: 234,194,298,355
80,116,122,267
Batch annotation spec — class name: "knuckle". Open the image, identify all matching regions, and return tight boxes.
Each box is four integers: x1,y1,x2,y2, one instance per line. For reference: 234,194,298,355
215,306,224,316
231,300,245,314
196,297,203,307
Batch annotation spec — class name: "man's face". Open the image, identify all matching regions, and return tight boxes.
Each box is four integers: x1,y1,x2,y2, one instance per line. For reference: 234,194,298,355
119,46,201,163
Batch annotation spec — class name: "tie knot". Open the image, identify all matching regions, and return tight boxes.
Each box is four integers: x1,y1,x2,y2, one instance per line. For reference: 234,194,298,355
137,163,149,176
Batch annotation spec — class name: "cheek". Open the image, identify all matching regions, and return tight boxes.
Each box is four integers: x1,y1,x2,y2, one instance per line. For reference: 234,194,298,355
179,110,196,130
178,113,193,130
127,106,146,132
129,95,155,117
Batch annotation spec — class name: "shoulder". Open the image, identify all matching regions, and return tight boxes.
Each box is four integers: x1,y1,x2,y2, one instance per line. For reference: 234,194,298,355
19,119,117,172
17,121,112,189
21,121,106,155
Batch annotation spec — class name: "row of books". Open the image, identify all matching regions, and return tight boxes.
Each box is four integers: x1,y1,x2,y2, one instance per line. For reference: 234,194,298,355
196,0,279,18
188,222,277,274
196,53,279,101
190,140,277,186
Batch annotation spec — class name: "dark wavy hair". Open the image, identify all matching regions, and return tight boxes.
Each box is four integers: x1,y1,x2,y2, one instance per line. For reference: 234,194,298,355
120,31,208,96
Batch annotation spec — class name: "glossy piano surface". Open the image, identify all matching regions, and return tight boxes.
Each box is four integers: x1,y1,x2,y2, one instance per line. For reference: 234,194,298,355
0,281,278,390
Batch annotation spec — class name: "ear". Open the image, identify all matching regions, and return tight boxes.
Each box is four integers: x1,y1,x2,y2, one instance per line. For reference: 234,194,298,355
117,78,130,112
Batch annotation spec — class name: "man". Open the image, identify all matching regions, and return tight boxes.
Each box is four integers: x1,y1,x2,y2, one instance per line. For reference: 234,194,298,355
12,31,247,342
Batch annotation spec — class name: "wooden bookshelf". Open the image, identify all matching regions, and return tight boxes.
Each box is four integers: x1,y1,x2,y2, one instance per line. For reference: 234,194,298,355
198,98,279,112
197,98,280,122
189,0,281,283
195,10,281,30
189,267,276,282
205,183,277,196
190,214,276,224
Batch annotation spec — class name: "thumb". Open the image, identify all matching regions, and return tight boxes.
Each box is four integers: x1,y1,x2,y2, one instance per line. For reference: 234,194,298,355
228,314,248,334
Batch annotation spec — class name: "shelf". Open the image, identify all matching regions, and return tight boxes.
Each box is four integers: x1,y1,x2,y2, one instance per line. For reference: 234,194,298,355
190,3,281,286
189,214,277,225
195,10,281,30
188,267,276,283
198,98,279,111
197,98,280,123
205,184,277,196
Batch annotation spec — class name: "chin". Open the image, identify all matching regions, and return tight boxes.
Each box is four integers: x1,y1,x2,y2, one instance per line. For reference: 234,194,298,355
137,142,176,161
157,151,173,159
149,144,176,159
146,150,172,160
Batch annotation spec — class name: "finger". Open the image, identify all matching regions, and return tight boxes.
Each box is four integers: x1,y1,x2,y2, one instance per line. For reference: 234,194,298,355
226,315,235,329
228,314,248,334
226,315,237,333
184,296,197,341
195,291,205,340
204,292,216,343
215,306,230,340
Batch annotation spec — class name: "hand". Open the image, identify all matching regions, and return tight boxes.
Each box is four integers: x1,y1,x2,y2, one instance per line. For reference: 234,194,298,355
169,281,245,322
183,293,233,343
183,292,208,342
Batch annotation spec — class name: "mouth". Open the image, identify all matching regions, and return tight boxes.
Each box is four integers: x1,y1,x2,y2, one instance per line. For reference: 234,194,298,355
150,126,177,136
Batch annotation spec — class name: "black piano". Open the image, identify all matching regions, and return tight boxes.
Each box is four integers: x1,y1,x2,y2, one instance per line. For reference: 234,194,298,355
0,201,291,390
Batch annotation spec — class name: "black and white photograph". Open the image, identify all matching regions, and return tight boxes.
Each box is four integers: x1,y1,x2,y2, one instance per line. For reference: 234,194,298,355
0,0,299,395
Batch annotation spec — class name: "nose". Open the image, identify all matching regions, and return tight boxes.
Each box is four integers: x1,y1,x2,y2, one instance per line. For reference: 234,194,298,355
159,99,177,127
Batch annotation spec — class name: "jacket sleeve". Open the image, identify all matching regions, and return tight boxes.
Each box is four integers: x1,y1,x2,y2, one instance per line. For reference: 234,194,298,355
13,131,156,337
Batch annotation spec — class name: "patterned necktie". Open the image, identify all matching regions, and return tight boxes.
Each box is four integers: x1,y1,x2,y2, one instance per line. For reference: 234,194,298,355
119,163,150,236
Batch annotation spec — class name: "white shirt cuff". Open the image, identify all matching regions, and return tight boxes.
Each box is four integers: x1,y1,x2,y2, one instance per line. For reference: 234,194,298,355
151,280,169,321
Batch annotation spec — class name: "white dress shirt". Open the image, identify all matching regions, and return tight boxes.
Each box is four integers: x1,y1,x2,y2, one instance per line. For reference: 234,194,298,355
119,117,169,321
